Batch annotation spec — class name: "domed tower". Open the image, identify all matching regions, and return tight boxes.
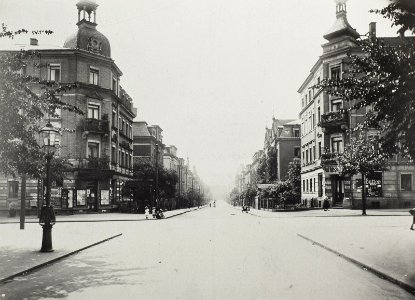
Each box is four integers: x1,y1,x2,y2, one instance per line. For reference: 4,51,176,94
323,0,359,41
63,0,111,57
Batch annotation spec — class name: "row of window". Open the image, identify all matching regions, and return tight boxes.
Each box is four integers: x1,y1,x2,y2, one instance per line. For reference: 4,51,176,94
302,174,324,197
88,141,132,169
112,111,133,139
302,137,346,165
47,64,119,93
111,146,133,169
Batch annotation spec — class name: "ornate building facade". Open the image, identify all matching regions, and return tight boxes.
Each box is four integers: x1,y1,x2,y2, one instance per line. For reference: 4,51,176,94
298,1,415,209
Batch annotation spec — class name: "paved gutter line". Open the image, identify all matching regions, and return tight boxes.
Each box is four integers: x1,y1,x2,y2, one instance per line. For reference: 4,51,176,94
0,233,122,286
297,233,415,296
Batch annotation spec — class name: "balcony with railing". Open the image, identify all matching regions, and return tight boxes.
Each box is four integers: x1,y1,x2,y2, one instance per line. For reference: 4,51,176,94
318,109,348,131
83,118,110,134
75,157,110,170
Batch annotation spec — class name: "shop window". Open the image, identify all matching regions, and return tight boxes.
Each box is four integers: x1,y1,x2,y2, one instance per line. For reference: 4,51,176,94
89,67,99,85
8,181,18,198
401,174,412,191
356,172,383,197
48,64,61,82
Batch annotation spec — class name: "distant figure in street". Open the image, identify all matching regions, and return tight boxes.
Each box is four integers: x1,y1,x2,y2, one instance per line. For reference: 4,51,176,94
213,201,216,207
209,203,211,207
323,197,330,211
145,206,150,219
410,208,415,230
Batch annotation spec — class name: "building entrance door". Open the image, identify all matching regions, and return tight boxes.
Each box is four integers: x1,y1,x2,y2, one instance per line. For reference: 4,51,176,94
86,182,98,212
331,175,344,207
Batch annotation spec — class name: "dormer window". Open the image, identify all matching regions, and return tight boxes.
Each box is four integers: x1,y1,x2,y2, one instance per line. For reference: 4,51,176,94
89,67,99,85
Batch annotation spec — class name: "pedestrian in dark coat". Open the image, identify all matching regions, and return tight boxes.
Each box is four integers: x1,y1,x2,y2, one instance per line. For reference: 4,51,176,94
323,197,330,211
410,208,415,230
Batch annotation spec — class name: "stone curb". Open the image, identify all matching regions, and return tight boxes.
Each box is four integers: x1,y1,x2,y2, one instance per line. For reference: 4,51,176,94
247,211,408,218
0,207,205,285
0,207,204,224
297,233,415,296
0,233,123,286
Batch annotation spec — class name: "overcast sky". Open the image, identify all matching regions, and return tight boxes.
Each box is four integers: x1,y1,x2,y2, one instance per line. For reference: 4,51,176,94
0,0,399,197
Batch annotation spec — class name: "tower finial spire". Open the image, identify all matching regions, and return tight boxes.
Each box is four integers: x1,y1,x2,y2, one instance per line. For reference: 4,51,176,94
335,0,347,15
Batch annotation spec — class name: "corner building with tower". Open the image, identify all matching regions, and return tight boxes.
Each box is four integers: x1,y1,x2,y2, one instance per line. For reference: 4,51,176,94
0,0,137,214
298,0,415,209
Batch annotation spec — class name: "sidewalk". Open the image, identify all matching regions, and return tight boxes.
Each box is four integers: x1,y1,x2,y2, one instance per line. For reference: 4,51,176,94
246,207,410,218
230,204,415,292
0,207,201,224
0,207,202,283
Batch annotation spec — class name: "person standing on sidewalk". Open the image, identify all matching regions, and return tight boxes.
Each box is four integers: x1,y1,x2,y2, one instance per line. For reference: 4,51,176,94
323,197,330,211
145,206,150,220
410,208,415,230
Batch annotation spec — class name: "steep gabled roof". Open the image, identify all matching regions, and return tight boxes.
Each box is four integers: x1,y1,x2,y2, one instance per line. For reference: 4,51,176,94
133,121,151,137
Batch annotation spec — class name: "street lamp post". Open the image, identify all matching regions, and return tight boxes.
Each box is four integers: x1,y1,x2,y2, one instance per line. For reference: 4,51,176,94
39,122,58,252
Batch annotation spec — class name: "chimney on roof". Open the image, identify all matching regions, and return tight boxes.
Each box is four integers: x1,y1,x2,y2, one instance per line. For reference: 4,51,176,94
30,38,38,46
369,22,376,41
399,30,405,38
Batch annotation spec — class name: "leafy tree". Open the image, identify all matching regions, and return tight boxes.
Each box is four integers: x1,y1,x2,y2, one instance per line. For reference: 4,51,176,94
282,159,301,206
229,187,240,206
336,133,388,215
0,25,81,179
315,2,415,159
128,160,178,210
242,185,257,207
266,148,278,182
256,155,267,184
371,0,415,35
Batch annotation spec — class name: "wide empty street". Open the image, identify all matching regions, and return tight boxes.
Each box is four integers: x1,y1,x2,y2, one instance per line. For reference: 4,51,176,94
1,203,413,300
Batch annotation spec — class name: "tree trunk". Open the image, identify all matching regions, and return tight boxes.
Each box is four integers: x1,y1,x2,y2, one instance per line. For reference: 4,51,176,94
20,173,26,230
361,173,367,215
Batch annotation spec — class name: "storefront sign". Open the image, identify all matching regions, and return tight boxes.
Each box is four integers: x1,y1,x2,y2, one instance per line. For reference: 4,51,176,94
77,190,86,206
101,190,110,205
50,187,62,208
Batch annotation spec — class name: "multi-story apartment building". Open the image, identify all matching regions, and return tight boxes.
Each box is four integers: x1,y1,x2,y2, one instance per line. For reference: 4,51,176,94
163,146,179,173
0,0,137,214
271,119,301,181
132,122,164,167
298,1,415,209
263,119,301,182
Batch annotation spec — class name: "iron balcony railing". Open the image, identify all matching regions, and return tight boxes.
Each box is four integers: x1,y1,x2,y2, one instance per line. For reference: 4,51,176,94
75,157,110,170
319,109,348,129
84,118,110,133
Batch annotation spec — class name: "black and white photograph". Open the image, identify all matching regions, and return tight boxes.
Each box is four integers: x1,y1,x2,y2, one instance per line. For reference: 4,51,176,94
0,0,415,299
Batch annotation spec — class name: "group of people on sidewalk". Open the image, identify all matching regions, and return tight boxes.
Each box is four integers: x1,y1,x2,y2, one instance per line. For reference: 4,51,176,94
144,206,164,219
